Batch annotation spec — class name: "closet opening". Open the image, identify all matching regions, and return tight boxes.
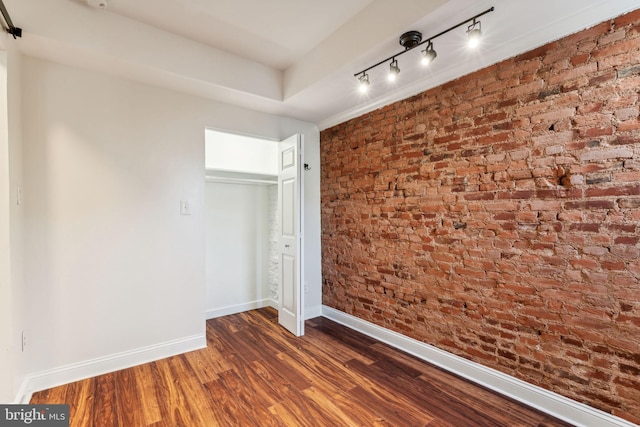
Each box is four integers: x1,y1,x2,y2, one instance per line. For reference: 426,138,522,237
205,129,278,319
204,129,304,336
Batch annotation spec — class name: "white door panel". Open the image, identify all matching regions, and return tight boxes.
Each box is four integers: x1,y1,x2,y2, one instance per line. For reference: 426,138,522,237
278,134,304,336
282,179,295,237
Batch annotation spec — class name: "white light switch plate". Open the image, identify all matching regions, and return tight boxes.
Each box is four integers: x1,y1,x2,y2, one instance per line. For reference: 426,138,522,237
180,200,191,215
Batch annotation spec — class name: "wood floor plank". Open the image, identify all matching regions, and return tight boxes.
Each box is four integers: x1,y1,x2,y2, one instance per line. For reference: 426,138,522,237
208,321,264,364
416,368,573,427
268,385,354,427
204,377,260,426
180,347,221,384
91,372,119,427
247,358,311,401
237,319,300,355
153,356,200,426
425,418,459,427
30,307,573,427
300,386,368,426
226,358,283,408
242,349,314,393
29,387,53,404
276,348,359,394
311,316,380,353
348,357,511,427
302,325,376,365
303,385,392,426
168,354,218,425
346,383,434,426
33,381,68,406
132,362,162,425
370,341,445,376
113,368,145,427
66,378,94,427
216,368,285,426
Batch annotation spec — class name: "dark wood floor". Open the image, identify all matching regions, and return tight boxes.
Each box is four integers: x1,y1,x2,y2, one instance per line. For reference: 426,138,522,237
31,308,573,426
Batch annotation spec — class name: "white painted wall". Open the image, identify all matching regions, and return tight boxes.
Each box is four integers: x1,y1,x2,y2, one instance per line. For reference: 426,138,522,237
17,55,321,393
204,182,275,318
21,56,207,375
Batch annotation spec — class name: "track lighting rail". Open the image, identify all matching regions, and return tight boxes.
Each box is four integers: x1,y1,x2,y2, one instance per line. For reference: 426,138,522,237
354,7,494,86
0,0,21,38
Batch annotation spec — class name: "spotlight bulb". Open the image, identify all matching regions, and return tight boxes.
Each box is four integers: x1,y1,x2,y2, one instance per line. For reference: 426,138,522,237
468,29,481,48
358,74,370,93
421,42,437,66
467,20,482,48
388,59,400,82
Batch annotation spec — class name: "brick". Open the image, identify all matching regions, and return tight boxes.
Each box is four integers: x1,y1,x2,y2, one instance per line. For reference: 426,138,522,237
548,62,598,85
515,42,558,62
617,65,640,79
580,148,634,162
585,185,640,197
614,8,640,27
578,102,603,114
589,71,617,86
570,53,590,66
565,200,615,210
614,236,639,245
612,135,640,145
614,107,639,121
599,29,627,45
618,198,640,209
578,126,614,138
531,107,576,124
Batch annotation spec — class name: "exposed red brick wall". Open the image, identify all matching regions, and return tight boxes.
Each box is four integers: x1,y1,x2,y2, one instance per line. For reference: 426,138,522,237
321,9,640,423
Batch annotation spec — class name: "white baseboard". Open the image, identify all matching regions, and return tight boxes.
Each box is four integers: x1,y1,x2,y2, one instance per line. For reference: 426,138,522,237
207,299,320,321
322,306,638,427
206,299,272,319
16,333,206,403
208,297,320,321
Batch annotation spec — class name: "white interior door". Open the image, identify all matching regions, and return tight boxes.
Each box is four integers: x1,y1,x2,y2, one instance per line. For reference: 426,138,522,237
278,134,304,336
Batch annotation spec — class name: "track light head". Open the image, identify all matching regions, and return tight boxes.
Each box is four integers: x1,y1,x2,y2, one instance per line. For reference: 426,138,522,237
358,73,370,93
421,41,437,66
467,19,482,48
388,59,400,82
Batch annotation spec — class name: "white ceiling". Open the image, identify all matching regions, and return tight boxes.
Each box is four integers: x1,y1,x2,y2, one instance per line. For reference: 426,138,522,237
104,0,375,70
4,0,640,129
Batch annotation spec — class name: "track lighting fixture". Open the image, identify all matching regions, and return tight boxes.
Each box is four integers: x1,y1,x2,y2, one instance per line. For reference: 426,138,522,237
467,19,482,48
354,7,494,91
388,59,400,81
421,41,437,66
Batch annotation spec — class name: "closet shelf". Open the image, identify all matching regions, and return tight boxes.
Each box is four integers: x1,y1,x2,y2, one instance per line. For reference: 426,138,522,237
205,169,277,186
